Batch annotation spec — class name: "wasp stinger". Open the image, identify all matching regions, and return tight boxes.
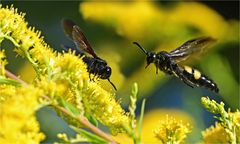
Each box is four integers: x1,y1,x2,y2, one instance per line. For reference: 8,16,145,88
133,37,219,93
62,19,117,90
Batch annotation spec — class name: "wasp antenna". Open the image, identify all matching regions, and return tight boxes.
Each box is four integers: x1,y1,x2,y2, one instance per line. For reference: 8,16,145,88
133,42,148,55
108,79,117,91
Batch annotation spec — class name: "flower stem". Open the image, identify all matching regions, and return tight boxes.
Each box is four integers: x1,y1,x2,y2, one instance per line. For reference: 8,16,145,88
3,66,28,86
4,68,117,144
54,105,116,144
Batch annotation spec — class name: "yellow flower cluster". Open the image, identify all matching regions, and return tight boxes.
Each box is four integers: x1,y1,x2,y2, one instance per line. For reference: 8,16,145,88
202,111,240,144
0,50,7,76
81,81,130,134
36,52,130,133
0,84,45,143
154,115,191,144
0,5,130,134
201,97,240,143
56,133,87,144
202,122,230,143
0,5,55,73
80,2,237,42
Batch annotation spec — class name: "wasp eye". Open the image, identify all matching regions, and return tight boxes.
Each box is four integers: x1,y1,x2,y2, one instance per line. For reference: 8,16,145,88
99,66,112,79
106,67,111,73
146,52,156,64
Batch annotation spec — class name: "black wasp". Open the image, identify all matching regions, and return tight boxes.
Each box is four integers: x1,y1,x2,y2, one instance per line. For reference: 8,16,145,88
133,37,219,93
62,19,117,90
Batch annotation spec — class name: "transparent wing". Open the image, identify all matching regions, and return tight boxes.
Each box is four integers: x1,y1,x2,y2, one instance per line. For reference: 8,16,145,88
72,25,98,58
62,18,75,40
62,19,98,58
62,19,83,55
169,37,216,62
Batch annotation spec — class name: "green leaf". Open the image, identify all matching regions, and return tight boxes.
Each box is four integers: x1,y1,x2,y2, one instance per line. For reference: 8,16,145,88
85,113,98,127
0,76,21,86
137,98,146,142
70,125,108,144
59,97,81,116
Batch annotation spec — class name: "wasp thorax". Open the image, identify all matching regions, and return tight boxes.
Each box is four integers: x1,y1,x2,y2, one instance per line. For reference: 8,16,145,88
146,51,157,65
158,51,170,62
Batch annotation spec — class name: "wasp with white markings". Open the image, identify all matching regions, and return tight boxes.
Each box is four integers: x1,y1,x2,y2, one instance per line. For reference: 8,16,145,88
133,37,219,93
62,19,117,90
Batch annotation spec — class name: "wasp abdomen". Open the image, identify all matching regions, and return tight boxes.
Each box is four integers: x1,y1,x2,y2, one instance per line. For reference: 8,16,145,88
183,66,219,93
198,75,219,93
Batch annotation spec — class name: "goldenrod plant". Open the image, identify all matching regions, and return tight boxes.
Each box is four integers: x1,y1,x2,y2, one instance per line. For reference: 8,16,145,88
0,3,239,144
154,115,191,144
0,5,129,143
201,97,240,144
0,5,146,144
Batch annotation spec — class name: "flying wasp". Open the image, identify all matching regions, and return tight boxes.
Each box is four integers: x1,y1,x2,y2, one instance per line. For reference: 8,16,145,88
133,37,219,93
62,19,117,90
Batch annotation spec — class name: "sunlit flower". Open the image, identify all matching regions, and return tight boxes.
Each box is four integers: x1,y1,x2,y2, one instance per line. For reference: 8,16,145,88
56,132,90,144
0,5,130,135
233,111,240,142
201,97,240,143
0,50,7,76
154,115,191,144
112,133,133,144
0,5,55,73
81,81,130,134
112,109,193,144
0,85,45,143
202,122,230,144
203,111,240,144
56,133,69,142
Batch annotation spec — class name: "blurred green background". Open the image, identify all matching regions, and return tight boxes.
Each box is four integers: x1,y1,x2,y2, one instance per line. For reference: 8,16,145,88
1,1,239,143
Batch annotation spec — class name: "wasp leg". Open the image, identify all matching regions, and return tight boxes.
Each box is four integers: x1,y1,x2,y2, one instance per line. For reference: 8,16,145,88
90,74,95,82
88,60,98,82
93,73,99,82
91,71,99,82
180,76,195,88
88,69,96,82
168,61,179,76
156,66,159,74
89,74,92,81
95,75,100,80
88,67,93,81
169,62,196,88
173,70,195,88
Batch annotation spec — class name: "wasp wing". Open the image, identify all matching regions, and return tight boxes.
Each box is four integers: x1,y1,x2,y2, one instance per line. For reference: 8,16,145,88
72,25,98,58
169,37,216,62
62,19,84,55
62,19,98,58
62,18,76,40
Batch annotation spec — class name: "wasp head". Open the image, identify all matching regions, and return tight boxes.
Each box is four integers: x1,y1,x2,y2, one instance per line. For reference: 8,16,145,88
99,66,112,79
133,42,157,69
146,51,157,68
99,66,117,90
